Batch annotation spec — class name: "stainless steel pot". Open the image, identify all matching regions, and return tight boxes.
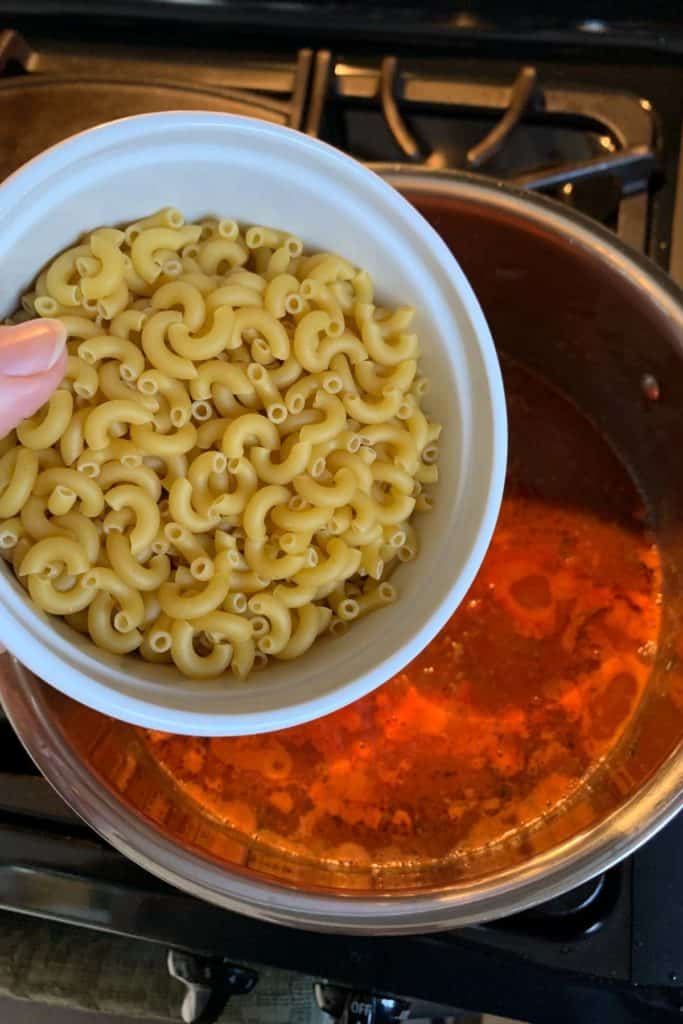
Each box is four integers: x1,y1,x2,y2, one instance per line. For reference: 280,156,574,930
2,171,683,934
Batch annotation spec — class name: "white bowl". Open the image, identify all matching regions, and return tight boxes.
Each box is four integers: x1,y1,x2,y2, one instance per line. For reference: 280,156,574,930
0,112,506,736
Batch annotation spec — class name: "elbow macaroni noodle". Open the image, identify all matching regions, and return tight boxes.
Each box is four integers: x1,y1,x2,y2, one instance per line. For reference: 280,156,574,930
3,211,440,679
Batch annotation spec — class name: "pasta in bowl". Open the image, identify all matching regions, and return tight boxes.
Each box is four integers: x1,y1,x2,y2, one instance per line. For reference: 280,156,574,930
0,112,504,734
4,210,440,681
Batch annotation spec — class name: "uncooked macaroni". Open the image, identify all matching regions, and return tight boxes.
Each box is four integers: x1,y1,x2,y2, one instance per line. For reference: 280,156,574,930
2,210,440,679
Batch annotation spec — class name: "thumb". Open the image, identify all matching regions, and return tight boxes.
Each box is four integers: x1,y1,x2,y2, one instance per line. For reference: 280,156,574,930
0,319,68,437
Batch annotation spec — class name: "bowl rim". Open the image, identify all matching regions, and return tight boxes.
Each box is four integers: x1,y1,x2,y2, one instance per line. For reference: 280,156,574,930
0,111,506,734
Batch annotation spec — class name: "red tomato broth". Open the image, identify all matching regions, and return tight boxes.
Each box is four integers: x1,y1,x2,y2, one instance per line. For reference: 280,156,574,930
142,360,661,869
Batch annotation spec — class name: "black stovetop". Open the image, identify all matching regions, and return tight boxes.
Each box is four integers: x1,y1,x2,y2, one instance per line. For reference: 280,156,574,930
0,10,681,1023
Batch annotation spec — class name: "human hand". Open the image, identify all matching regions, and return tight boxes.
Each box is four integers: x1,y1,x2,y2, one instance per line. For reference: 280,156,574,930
0,318,67,654
0,319,67,437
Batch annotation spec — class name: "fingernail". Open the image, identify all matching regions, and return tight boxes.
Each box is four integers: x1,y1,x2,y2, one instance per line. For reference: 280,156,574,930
0,319,67,377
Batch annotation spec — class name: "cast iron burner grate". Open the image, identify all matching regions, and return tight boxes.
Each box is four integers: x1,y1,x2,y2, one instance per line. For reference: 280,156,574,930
0,29,665,260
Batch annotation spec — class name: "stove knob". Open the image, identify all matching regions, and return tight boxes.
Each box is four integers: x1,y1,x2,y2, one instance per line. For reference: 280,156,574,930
314,983,411,1023
167,950,257,1024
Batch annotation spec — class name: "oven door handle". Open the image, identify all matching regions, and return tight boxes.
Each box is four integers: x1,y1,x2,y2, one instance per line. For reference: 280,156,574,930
0,859,259,1024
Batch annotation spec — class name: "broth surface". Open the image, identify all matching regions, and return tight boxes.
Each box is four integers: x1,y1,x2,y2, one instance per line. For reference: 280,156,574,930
143,360,661,866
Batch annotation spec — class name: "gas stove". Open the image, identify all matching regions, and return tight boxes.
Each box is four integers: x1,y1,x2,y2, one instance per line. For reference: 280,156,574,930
0,7,681,1023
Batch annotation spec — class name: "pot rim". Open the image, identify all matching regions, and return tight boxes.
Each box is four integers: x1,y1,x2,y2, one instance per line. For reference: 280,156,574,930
3,170,683,934
4,651,682,935
376,164,683,331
